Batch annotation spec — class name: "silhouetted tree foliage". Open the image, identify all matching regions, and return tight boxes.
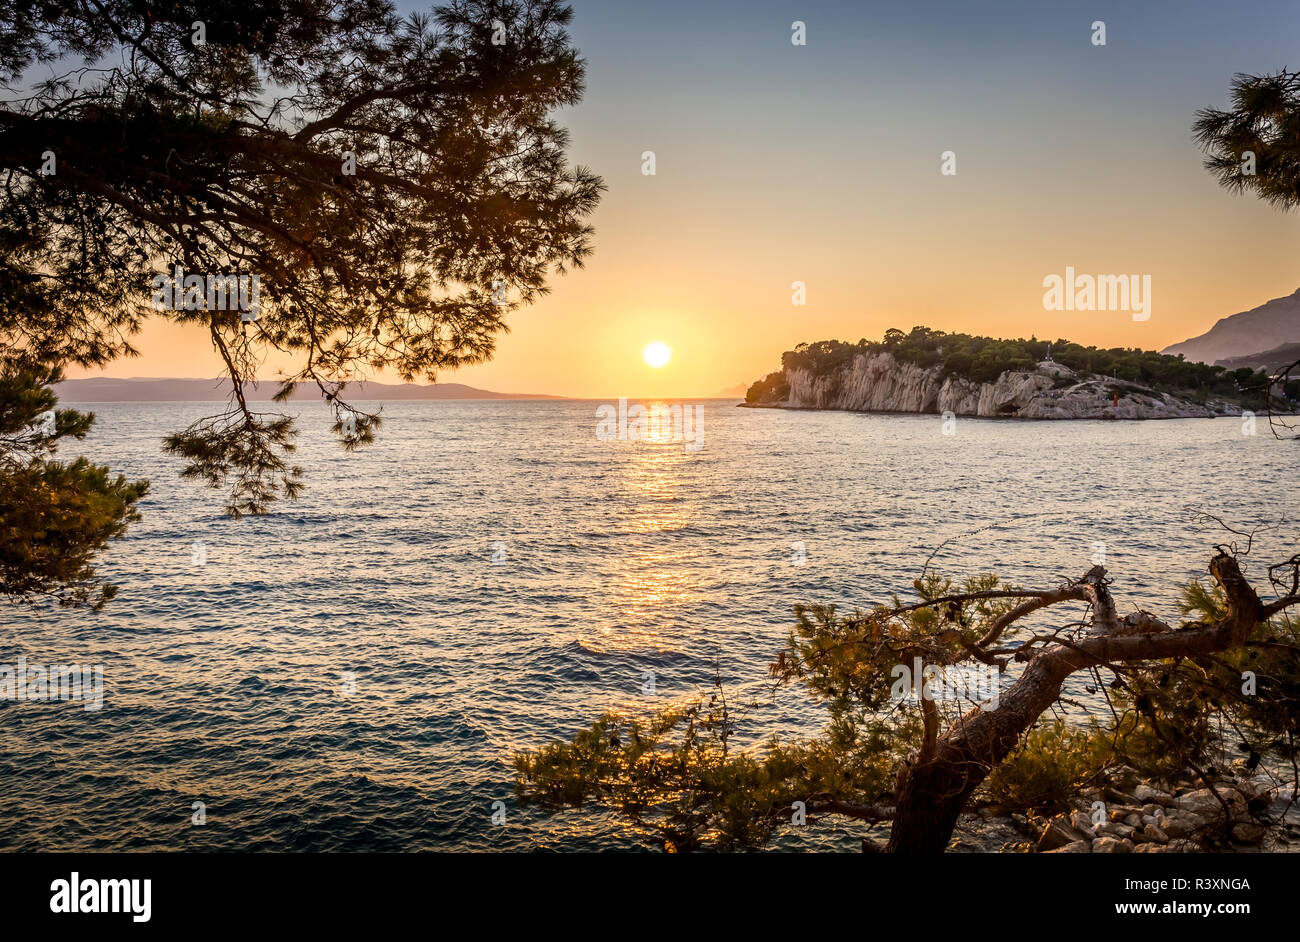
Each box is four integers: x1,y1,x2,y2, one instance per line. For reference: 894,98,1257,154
0,0,602,515
743,370,787,405
1195,68,1300,210
0,356,147,607
1196,68,1300,435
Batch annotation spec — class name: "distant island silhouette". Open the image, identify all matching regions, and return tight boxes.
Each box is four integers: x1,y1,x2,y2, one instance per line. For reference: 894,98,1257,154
54,377,566,402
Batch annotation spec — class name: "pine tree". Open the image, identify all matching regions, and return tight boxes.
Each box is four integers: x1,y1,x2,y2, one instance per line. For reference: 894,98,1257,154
0,357,147,607
0,0,602,515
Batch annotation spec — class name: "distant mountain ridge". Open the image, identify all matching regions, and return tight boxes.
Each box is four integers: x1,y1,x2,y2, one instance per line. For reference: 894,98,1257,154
1213,341,1300,373
1161,287,1300,365
54,377,563,401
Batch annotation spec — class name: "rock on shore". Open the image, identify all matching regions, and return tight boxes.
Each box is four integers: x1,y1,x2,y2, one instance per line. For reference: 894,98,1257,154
941,761,1300,853
1027,767,1292,853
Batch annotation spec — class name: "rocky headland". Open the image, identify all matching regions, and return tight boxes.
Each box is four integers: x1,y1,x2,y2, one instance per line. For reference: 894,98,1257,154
749,353,1238,420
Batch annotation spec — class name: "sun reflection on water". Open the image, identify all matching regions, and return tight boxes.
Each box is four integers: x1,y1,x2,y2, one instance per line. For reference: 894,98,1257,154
585,420,705,651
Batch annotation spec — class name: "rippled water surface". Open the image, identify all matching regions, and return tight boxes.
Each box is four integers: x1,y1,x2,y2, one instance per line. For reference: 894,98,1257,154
1,400,1295,850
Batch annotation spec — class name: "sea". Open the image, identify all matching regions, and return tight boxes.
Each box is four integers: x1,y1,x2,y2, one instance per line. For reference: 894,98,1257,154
0,399,1294,850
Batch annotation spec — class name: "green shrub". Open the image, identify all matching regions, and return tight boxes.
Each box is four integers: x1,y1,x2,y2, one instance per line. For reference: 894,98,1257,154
982,721,1113,814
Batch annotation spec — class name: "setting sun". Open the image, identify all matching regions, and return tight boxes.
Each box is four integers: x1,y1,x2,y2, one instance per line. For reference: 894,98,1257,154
642,341,672,368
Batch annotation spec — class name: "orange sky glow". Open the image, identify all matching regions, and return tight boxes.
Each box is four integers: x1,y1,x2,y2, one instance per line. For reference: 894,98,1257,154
67,1,1300,399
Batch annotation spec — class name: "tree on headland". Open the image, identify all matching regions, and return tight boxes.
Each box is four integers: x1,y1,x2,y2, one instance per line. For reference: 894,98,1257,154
0,0,602,516
1195,68,1300,436
515,546,1300,852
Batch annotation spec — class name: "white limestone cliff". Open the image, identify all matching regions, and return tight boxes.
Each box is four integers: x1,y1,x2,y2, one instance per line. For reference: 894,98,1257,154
758,352,1238,420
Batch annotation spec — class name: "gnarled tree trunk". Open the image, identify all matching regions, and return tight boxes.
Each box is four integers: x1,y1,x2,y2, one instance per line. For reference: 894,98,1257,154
885,553,1270,853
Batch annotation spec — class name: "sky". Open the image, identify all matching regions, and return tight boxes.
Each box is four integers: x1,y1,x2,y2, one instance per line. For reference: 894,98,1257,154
72,0,1300,397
